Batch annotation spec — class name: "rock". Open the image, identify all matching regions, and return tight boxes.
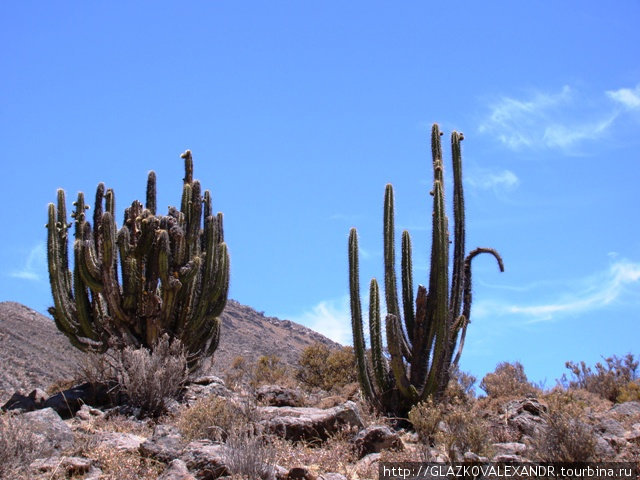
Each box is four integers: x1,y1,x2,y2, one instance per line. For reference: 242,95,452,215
261,401,363,442
353,425,403,458
23,407,74,455
97,431,147,452
44,382,117,418
594,435,617,459
140,424,185,463
158,459,197,480
30,456,92,475
463,451,489,462
182,376,233,405
610,401,640,417
597,418,626,439
257,385,305,407
75,403,105,420
355,452,381,472
1,388,48,412
503,398,547,436
491,442,527,456
624,423,640,443
287,466,317,480
318,474,347,480
179,440,229,479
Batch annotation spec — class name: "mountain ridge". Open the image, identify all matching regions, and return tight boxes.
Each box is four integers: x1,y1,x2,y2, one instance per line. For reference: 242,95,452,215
0,299,341,402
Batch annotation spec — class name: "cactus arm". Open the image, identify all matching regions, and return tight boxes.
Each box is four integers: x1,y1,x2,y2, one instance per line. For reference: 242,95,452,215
368,278,389,393
385,313,418,402
383,184,412,362
401,230,415,343
348,228,376,404
449,132,466,320
146,171,156,215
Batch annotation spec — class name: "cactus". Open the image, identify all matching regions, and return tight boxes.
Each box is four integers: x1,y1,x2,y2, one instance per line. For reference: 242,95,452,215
46,150,229,367
348,124,504,416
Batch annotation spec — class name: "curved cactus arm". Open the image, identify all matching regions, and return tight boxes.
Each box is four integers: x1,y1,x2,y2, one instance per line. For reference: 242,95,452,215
451,315,468,367
461,247,504,325
348,228,377,404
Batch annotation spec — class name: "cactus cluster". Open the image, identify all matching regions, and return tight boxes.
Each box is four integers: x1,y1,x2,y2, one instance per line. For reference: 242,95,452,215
46,151,229,365
348,124,504,416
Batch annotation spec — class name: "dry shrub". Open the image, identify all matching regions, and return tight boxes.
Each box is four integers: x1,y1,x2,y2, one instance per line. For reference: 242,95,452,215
617,380,640,403
177,395,243,442
409,398,491,460
408,397,444,444
84,444,163,480
297,343,357,391
252,355,289,387
271,426,359,478
531,390,599,461
225,356,252,390
562,353,639,402
223,428,277,480
0,412,44,478
116,335,188,417
480,361,539,398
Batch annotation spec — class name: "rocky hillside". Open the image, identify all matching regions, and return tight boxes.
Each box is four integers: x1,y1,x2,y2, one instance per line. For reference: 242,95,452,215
0,300,341,402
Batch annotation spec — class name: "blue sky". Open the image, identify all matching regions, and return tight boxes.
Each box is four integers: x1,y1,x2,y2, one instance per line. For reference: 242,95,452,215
2,1,639,388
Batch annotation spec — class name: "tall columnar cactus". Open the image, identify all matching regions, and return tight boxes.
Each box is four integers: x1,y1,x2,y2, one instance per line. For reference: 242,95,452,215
349,124,504,416
46,151,229,366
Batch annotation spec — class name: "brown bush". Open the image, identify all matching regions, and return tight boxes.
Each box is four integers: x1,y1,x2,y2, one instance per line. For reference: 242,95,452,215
178,396,237,442
480,361,539,398
296,343,357,391
252,355,290,387
531,390,599,461
409,397,491,460
562,353,639,402
224,356,252,390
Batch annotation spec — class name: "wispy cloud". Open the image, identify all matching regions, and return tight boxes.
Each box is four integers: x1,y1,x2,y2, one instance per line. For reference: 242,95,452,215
286,296,353,345
466,169,519,193
606,84,640,110
10,243,47,282
476,260,640,323
479,83,639,151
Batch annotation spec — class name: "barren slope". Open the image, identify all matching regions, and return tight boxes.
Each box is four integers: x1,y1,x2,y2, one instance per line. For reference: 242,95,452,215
0,300,340,402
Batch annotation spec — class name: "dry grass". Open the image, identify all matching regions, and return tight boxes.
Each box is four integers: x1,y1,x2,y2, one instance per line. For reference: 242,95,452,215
0,411,45,478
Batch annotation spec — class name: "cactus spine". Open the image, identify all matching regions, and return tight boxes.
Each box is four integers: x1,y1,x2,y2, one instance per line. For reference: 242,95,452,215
349,124,504,416
46,151,229,366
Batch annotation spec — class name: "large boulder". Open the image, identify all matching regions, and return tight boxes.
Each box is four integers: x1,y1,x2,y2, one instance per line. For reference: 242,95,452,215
503,398,547,437
353,425,403,458
22,407,74,456
256,385,305,407
140,424,185,463
260,401,363,442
